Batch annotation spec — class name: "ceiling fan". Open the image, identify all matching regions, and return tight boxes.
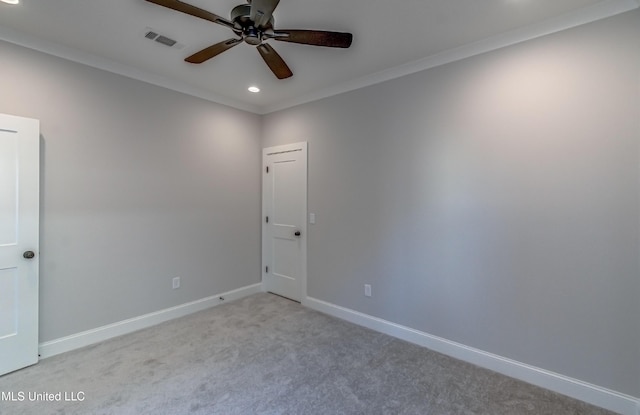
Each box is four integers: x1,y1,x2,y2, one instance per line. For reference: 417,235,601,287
145,0,353,79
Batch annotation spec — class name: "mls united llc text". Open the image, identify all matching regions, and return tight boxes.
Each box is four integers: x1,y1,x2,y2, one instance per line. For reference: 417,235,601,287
1,391,85,402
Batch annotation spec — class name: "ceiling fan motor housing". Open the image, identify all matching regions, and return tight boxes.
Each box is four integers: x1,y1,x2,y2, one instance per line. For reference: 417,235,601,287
231,4,273,44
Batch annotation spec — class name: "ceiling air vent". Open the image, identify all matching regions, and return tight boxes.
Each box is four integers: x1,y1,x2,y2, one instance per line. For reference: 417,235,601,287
155,35,177,47
143,28,184,49
145,30,159,40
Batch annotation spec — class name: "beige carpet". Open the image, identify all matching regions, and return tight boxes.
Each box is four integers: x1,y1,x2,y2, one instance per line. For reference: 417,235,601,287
0,293,615,414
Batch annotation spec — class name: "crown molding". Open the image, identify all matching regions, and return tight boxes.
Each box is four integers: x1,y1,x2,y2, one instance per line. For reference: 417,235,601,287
0,25,261,114
261,0,639,114
1,0,637,116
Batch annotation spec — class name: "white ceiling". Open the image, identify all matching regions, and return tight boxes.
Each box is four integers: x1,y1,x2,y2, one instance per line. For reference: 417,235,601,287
0,0,638,114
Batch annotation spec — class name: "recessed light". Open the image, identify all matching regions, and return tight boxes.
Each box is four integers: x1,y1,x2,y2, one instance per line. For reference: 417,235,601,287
1,0,20,4
248,86,260,93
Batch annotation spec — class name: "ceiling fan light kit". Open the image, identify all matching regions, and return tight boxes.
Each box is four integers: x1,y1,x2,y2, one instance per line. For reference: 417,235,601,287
145,0,353,79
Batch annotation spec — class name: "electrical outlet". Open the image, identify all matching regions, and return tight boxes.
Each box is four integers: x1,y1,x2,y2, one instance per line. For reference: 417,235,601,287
364,284,372,297
172,277,180,289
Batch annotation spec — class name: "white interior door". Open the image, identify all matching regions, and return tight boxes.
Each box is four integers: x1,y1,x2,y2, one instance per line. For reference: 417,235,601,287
262,142,307,302
0,113,40,375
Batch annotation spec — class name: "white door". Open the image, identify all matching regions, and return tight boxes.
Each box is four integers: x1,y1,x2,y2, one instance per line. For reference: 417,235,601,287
0,113,40,375
262,142,307,302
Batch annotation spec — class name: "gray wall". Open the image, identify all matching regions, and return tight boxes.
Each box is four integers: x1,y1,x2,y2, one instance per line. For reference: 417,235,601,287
262,10,640,397
0,40,262,342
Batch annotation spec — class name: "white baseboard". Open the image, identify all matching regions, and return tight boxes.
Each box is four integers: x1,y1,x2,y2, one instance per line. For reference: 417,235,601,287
303,296,640,415
39,283,262,359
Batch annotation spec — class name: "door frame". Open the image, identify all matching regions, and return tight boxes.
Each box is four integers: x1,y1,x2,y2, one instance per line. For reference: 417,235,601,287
261,142,307,302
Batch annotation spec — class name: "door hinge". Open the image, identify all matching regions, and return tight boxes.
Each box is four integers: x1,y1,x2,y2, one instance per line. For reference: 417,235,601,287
266,166,269,173
265,266,269,273
266,216,269,223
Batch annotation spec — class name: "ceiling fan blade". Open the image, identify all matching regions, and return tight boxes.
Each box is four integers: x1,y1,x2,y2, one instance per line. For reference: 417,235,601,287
250,0,280,29
270,30,353,48
257,43,292,79
185,38,242,64
145,0,235,29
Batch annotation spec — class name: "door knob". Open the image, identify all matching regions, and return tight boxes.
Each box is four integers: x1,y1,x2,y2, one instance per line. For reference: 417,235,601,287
23,251,36,259
294,231,301,237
